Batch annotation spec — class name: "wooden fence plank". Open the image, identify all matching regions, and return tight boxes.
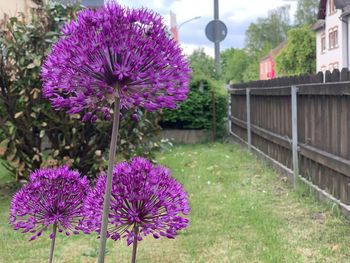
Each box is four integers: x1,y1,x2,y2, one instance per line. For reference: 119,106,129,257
299,144,350,178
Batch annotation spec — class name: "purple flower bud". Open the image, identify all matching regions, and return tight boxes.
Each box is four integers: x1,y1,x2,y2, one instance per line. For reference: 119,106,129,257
131,113,141,122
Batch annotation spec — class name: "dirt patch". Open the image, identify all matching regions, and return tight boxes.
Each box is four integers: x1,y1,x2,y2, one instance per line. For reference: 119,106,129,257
310,212,326,224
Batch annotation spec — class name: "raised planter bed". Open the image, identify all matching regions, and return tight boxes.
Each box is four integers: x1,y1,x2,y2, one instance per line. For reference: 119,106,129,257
159,129,209,144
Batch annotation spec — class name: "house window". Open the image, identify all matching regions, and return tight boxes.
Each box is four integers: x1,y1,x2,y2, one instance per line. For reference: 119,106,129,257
321,34,326,52
334,29,338,47
329,62,339,71
329,0,336,15
329,27,338,49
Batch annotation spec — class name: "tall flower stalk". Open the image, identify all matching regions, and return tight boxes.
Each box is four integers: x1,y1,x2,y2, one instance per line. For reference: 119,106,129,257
84,157,190,263
9,166,89,263
41,3,190,262
99,93,121,260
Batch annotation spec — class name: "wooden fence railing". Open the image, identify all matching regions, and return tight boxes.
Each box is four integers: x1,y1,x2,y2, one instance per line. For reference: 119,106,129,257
228,68,350,212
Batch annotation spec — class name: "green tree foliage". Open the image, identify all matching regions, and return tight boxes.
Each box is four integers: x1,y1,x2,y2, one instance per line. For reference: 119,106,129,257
245,5,291,58
242,61,260,82
188,48,219,80
161,70,227,138
295,0,319,26
221,48,251,84
275,26,316,76
243,5,291,81
0,3,162,178
161,50,227,139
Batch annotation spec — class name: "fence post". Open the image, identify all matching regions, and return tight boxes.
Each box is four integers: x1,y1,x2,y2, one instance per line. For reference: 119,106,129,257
228,88,232,134
291,85,299,189
246,88,251,150
211,91,216,141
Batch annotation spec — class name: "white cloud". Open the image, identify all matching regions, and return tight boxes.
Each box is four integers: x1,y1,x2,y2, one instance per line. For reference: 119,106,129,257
109,0,299,56
181,43,214,57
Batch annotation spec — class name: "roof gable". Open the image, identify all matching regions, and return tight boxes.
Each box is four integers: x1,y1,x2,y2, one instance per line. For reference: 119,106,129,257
335,0,350,9
317,0,350,19
317,0,327,19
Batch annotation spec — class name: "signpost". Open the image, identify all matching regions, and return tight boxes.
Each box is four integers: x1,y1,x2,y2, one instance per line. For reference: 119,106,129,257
205,0,227,73
205,20,228,43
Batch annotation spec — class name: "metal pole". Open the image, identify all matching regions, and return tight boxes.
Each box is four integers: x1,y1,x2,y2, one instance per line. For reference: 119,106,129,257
246,88,251,150
211,91,217,141
291,85,299,189
214,0,220,74
228,86,232,134
178,16,201,30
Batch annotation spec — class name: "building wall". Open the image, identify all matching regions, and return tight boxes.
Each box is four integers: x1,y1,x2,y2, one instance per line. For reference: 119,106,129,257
0,0,36,20
259,57,274,80
346,15,350,68
57,0,104,7
316,2,345,72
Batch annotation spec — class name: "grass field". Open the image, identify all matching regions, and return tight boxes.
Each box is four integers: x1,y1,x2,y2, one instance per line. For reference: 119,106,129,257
1,143,350,263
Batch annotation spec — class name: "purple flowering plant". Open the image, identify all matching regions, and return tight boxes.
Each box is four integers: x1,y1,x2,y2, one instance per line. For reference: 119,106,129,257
84,157,190,262
41,3,191,262
41,3,191,122
9,166,89,263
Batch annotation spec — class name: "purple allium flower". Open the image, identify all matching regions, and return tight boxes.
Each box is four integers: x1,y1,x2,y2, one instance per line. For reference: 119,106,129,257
41,3,191,121
84,157,190,245
9,166,89,241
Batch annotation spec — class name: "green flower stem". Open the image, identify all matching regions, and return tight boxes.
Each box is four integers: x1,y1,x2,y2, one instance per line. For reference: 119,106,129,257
48,223,57,263
98,93,121,263
131,225,139,263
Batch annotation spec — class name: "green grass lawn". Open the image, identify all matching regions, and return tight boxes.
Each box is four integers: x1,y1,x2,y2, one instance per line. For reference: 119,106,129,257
1,143,350,263
0,160,12,185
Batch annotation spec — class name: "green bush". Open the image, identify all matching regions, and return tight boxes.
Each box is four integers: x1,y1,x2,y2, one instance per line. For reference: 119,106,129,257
161,71,227,138
0,3,163,179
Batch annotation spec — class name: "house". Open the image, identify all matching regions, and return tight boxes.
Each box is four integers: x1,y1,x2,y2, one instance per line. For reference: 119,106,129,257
0,0,103,22
313,0,350,72
56,0,104,8
170,11,179,42
259,41,287,80
0,0,37,21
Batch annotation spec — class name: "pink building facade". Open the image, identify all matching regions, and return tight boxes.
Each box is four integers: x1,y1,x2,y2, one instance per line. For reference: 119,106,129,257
259,42,286,80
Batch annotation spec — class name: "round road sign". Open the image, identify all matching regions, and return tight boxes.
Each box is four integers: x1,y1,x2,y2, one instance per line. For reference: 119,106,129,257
205,20,227,43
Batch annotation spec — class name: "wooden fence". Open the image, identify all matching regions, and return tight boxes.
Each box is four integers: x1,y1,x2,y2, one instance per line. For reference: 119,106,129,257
228,68,350,213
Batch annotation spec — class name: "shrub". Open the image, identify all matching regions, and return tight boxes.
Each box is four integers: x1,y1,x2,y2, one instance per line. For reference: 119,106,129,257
0,3,162,179
161,71,227,138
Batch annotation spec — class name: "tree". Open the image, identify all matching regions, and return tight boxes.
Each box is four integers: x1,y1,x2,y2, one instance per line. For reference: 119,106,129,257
245,5,291,59
0,3,162,178
295,0,319,26
188,48,219,80
275,26,316,76
243,5,291,81
161,69,227,138
221,48,251,84
242,60,260,82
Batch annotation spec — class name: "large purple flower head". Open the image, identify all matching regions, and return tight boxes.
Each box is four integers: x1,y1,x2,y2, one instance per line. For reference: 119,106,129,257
84,157,190,245
9,166,89,241
41,3,191,122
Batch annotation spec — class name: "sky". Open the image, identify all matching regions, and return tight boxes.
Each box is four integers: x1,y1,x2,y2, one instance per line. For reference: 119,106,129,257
109,0,298,57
